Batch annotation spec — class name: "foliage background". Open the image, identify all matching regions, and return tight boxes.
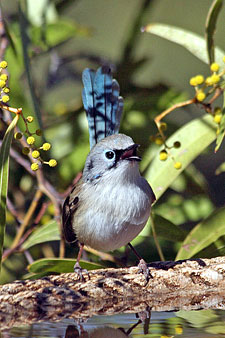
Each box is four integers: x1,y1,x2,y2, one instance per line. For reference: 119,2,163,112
0,0,225,284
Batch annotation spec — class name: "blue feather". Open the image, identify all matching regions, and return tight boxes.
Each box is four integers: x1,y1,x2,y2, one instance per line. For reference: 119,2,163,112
82,69,96,148
82,66,123,149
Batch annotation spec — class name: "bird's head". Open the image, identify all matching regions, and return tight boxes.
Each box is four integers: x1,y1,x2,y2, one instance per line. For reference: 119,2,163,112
83,134,141,182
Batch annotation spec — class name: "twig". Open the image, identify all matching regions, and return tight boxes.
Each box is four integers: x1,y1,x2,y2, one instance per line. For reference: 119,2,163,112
0,140,35,176
154,98,195,140
2,227,34,261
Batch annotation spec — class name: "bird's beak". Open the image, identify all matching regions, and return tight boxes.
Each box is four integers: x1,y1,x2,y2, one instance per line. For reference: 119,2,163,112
121,144,141,161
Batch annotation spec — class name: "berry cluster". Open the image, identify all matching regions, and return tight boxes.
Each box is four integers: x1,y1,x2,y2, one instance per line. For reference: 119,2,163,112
150,123,182,170
189,57,225,102
14,116,57,171
0,61,10,104
0,59,57,172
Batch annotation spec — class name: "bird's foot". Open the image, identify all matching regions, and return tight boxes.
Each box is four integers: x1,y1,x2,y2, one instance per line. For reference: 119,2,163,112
138,259,153,284
74,262,90,282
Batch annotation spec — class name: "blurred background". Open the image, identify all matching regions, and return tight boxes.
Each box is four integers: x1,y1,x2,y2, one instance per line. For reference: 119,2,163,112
1,0,225,283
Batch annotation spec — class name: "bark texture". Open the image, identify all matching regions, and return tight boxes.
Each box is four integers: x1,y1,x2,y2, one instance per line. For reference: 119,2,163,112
1,256,225,329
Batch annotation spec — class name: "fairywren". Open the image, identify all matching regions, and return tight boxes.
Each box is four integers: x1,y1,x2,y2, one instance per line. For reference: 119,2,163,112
62,66,155,279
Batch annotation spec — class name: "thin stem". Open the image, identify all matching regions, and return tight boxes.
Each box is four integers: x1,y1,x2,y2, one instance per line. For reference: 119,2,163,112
150,214,165,261
0,104,22,115
10,189,43,250
154,98,195,139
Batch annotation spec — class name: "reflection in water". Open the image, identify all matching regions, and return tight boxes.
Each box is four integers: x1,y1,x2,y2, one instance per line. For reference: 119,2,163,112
65,315,146,337
3,310,225,337
65,325,129,338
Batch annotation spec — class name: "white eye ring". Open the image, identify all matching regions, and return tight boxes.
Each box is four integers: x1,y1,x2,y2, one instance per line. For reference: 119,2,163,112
105,150,115,160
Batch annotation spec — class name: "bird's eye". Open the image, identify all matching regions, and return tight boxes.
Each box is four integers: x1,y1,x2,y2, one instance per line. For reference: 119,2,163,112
105,150,115,159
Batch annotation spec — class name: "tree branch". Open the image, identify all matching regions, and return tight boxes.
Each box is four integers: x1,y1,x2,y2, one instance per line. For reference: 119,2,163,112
0,256,225,329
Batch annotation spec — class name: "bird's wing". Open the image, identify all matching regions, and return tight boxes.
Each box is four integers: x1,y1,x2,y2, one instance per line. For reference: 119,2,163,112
82,66,124,149
62,182,82,243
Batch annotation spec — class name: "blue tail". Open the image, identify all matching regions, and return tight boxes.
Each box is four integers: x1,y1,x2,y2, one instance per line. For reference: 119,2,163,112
82,66,124,149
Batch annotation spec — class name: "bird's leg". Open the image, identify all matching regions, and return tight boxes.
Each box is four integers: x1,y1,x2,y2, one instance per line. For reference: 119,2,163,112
74,243,89,281
128,243,152,282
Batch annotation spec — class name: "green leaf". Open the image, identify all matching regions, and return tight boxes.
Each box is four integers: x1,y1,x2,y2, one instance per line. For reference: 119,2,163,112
215,161,225,175
215,104,225,153
177,310,218,329
22,220,60,250
193,235,225,258
145,114,216,200
155,195,213,225
28,258,103,274
143,23,225,68
176,206,225,260
205,0,223,64
152,214,186,242
31,20,89,49
27,0,57,27
45,20,89,46
0,115,19,272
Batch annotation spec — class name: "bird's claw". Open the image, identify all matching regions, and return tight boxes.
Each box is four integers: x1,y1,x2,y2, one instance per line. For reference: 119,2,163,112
138,259,152,284
74,262,90,282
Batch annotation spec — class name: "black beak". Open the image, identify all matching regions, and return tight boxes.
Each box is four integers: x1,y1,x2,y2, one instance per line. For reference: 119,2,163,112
121,144,141,162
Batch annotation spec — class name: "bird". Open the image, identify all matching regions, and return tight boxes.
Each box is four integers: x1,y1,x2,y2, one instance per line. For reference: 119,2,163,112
62,66,156,280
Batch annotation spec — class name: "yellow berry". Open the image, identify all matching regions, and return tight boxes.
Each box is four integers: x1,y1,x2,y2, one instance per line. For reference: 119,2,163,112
31,163,39,171
36,129,42,136
26,116,34,123
214,114,222,124
159,151,168,161
0,61,8,68
210,62,220,72
0,74,8,81
3,87,10,93
195,75,204,85
174,161,182,169
0,80,6,88
211,74,220,84
32,150,40,159
173,141,181,148
22,147,30,155
223,56,225,63
196,91,206,102
214,107,222,115
48,159,57,167
2,95,9,103
155,137,164,145
27,136,35,145
42,142,51,151
189,77,197,86
14,132,23,140
205,76,213,86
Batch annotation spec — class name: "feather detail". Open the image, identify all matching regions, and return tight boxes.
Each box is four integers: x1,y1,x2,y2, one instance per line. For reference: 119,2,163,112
82,69,96,147
82,66,124,148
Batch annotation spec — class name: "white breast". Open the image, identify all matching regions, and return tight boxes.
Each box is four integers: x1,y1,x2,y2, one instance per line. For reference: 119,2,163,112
73,164,153,252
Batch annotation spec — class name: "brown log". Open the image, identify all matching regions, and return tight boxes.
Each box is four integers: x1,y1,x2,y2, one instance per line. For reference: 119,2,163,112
1,256,225,330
